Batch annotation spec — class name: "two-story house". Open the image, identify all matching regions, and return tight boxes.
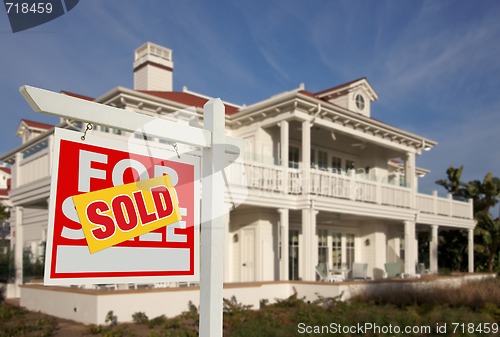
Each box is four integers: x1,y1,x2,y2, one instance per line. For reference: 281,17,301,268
0,42,475,291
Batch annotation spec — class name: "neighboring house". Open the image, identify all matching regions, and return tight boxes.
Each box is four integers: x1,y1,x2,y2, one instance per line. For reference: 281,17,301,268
0,42,475,289
0,166,11,255
0,166,11,204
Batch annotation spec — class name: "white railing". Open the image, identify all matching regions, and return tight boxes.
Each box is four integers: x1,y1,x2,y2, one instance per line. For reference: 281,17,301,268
229,161,284,193
380,184,411,208
230,161,471,219
416,193,434,214
416,193,473,219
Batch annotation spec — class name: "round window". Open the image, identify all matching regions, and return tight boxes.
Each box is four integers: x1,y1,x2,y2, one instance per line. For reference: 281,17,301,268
355,94,365,111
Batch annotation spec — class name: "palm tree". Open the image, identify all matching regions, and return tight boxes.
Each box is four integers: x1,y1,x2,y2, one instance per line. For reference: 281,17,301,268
436,166,500,272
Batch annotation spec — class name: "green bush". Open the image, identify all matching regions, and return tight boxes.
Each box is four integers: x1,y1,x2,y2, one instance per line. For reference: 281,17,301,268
132,311,149,324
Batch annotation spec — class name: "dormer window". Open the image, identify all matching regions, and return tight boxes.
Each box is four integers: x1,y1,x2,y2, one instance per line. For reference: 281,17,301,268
355,94,365,111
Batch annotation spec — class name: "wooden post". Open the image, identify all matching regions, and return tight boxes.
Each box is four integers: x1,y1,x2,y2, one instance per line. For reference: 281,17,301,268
199,99,226,337
21,86,239,337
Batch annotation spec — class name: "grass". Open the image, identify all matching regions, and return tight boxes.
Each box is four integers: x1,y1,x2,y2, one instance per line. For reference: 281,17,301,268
1,277,499,336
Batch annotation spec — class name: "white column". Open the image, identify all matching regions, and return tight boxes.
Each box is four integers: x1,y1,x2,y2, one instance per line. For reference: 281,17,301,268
404,220,416,274
14,206,23,294
278,208,289,280
430,225,438,273
405,152,416,208
468,228,474,273
280,121,289,194
14,152,22,188
199,99,226,337
301,120,311,194
301,207,317,281
223,204,232,283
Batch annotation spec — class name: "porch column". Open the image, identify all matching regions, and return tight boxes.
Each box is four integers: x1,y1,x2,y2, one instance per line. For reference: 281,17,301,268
280,120,289,194
301,207,317,281
468,228,474,273
14,206,23,293
404,220,416,274
301,120,311,194
224,203,232,283
278,208,289,280
405,152,416,208
430,225,439,273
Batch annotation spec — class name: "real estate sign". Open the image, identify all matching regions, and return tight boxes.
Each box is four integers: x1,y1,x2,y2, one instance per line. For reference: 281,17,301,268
44,128,200,285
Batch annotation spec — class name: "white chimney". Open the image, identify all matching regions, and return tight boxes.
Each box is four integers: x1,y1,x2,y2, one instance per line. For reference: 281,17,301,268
133,42,173,91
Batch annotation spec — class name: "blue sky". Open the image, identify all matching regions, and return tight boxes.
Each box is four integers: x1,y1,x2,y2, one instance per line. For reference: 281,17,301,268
0,0,499,195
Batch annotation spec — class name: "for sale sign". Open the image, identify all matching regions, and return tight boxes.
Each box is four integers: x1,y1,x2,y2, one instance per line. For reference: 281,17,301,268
73,175,182,254
44,128,200,285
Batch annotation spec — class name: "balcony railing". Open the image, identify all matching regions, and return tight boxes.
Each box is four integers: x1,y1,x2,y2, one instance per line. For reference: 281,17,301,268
416,192,473,219
229,161,473,220
14,152,473,221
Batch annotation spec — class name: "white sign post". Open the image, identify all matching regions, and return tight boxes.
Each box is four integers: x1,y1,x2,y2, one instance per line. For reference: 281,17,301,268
21,85,243,337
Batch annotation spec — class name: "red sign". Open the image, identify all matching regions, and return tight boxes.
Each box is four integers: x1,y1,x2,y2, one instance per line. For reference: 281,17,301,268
44,128,200,285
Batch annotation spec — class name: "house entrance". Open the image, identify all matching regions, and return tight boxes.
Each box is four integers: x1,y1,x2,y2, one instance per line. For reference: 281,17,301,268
289,229,299,280
241,228,255,282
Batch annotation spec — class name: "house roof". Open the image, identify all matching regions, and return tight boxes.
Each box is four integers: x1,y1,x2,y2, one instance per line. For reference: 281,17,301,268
20,119,53,130
16,119,54,138
314,77,378,101
139,91,240,115
0,167,11,174
314,77,367,97
61,90,95,101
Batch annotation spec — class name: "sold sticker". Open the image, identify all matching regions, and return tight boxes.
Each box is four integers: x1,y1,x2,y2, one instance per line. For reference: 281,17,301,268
72,175,181,254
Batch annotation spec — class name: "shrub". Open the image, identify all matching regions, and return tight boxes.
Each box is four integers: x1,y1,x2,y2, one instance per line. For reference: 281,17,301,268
132,311,149,324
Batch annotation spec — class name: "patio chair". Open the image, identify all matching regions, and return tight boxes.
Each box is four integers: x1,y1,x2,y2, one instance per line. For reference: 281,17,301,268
316,263,338,282
417,263,429,274
384,262,403,278
352,262,370,280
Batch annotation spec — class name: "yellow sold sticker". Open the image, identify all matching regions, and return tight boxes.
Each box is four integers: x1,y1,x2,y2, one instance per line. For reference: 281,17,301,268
72,175,181,254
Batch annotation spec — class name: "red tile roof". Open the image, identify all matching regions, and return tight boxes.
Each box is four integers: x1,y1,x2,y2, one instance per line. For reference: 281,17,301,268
0,167,10,174
61,91,94,101
140,91,240,115
314,77,367,97
20,119,53,130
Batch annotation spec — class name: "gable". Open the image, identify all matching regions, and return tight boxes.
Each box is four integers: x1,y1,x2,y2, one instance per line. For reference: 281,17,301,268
314,78,378,117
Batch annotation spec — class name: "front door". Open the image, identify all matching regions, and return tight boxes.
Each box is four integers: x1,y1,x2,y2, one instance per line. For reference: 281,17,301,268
241,228,255,282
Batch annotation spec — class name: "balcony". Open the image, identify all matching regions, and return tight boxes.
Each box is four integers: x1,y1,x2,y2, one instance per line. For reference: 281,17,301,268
229,161,473,220
13,148,473,222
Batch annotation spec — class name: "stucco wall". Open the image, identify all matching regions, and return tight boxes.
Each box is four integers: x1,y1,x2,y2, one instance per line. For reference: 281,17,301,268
20,275,495,325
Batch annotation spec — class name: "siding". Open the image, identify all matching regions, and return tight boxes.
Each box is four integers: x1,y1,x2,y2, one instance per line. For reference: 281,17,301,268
22,207,47,243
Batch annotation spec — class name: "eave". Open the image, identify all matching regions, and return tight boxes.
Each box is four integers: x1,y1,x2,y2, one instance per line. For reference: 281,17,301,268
228,91,437,152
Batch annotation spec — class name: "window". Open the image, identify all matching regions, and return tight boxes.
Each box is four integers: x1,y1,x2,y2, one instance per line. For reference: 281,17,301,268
331,233,342,271
99,125,110,133
346,234,355,270
318,151,328,171
288,146,299,169
345,159,355,171
289,230,300,280
331,156,342,173
310,149,316,168
22,140,48,159
135,133,153,141
355,94,365,111
318,230,328,267
325,231,356,272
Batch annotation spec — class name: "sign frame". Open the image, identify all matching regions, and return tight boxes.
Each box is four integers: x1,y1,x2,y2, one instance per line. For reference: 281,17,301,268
21,85,241,337
44,128,200,285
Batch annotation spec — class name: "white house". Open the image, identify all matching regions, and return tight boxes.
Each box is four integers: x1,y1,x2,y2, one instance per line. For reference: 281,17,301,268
0,42,475,291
